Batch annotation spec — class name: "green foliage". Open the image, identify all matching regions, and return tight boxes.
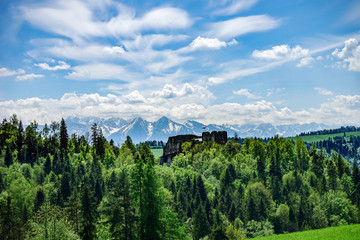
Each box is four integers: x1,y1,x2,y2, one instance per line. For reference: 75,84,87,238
26,202,80,240
0,116,359,240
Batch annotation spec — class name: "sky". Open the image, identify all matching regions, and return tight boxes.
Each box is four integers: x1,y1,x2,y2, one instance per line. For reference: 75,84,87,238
0,0,359,127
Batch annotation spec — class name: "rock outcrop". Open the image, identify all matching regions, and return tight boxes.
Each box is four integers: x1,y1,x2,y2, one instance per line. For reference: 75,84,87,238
160,131,227,165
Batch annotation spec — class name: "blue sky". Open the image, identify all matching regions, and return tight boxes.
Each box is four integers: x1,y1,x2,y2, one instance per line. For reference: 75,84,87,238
0,0,359,126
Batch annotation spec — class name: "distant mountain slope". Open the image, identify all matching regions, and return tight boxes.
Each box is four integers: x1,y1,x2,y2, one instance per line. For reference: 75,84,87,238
64,116,329,144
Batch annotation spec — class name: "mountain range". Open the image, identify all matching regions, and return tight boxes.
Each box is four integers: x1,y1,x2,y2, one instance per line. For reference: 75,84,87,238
64,116,329,144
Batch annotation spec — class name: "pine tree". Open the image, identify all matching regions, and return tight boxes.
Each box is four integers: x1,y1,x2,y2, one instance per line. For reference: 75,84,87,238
80,185,96,240
59,118,68,153
192,205,210,240
142,154,162,240
4,145,12,167
352,163,360,207
43,154,52,175
34,187,45,213
66,188,81,234
119,170,136,240
61,172,71,202
326,159,338,190
16,120,24,162
197,175,207,202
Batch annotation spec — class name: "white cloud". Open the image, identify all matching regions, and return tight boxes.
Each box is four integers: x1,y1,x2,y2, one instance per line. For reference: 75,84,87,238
103,46,125,55
124,90,146,103
66,63,139,81
252,45,309,60
228,39,238,46
213,0,258,16
1,93,359,127
314,87,333,96
15,73,44,81
296,57,314,67
35,60,70,70
189,36,227,50
233,88,261,99
267,88,284,97
151,83,214,100
332,38,360,71
208,77,226,85
0,67,25,77
100,84,123,93
210,15,280,40
20,1,192,42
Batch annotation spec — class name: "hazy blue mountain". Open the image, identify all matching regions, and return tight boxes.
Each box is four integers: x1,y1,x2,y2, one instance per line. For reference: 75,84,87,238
62,116,329,144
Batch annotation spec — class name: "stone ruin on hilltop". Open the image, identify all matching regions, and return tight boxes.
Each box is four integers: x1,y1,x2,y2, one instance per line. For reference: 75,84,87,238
160,131,227,165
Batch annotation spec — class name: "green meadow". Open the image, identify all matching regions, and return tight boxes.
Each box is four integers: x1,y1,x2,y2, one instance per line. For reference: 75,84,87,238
252,224,360,240
288,131,360,143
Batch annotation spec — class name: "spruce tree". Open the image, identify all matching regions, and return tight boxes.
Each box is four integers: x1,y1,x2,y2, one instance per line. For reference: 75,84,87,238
59,118,68,153
192,205,210,240
4,145,12,167
43,154,52,175
80,185,96,240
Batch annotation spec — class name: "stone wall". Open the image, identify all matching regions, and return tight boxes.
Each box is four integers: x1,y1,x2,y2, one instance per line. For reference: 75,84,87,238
160,131,227,165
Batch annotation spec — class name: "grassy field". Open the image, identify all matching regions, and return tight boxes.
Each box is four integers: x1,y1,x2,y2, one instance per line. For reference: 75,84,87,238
252,224,360,240
151,148,163,159
288,131,360,143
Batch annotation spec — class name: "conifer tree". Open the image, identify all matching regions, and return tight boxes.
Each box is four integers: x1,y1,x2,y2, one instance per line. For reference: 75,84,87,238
4,145,12,167
60,118,68,153
192,204,210,240
34,187,45,213
80,185,96,240
43,154,52,175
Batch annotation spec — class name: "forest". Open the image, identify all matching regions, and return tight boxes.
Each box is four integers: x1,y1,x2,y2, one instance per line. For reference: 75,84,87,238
0,114,360,240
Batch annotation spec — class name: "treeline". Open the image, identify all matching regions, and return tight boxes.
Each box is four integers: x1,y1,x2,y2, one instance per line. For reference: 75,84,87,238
298,126,360,136
305,136,360,165
0,114,360,239
136,140,165,149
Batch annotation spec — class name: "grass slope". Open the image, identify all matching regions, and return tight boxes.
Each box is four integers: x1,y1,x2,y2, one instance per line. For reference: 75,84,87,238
151,148,163,159
253,224,360,240
288,131,360,143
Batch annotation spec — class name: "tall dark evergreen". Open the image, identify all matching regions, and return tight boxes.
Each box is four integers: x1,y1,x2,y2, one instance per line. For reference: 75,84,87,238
43,154,52,175
192,205,210,240
80,185,96,240
34,187,45,213
59,118,69,152
4,145,12,167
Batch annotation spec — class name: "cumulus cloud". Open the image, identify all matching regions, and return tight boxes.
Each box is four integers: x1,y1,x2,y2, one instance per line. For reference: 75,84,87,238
35,60,70,70
314,87,333,96
151,83,214,100
1,93,359,127
252,45,309,60
189,36,227,50
332,38,360,71
213,0,258,16
207,77,226,85
0,67,25,77
233,88,261,99
228,39,238,46
210,15,280,40
124,90,146,103
296,57,314,67
15,73,44,81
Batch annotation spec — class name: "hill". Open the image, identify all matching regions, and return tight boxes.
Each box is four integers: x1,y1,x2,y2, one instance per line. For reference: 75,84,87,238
252,224,360,240
287,127,360,165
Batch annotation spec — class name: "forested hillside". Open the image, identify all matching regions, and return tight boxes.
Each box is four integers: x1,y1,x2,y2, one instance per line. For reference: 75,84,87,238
0,115,360,239
289,127,360,165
